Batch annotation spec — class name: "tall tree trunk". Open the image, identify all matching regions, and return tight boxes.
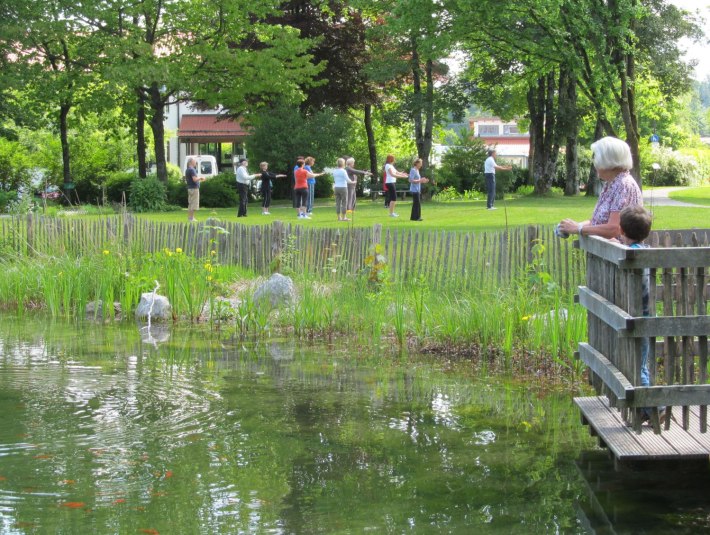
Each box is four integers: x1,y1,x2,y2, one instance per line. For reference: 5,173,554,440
136,89,147,178
529,73,560,195
148,83,167,183
364,103,377,181
586,118,604,197
421,59,434,172
559,67,579,196
59,103,71,187
410,36,424,163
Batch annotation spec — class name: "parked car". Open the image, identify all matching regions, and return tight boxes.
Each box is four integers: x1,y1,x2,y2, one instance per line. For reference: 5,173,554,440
183,155,219,179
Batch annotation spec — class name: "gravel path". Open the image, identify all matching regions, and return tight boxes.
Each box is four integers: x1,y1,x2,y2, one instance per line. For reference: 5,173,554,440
643,187,709,208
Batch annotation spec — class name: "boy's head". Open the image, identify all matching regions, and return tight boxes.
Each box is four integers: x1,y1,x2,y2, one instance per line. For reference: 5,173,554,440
620,205,652,243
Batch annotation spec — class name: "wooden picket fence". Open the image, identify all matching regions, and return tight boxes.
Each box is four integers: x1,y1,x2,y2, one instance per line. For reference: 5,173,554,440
0,214,587,290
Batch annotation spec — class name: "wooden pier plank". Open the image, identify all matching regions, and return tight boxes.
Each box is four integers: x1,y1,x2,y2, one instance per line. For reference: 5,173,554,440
575,396,709,462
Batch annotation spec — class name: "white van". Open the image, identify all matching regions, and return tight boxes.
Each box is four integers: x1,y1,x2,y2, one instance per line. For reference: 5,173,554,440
183,155,219,179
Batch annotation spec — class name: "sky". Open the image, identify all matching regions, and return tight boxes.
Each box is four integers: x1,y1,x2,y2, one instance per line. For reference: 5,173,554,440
668,0,710,80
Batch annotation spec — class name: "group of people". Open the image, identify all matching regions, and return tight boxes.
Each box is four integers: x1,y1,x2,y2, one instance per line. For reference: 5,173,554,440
186,153,433,222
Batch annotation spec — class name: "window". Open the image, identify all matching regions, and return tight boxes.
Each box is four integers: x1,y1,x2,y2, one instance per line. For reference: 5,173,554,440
503,125,519,135
200,160,214,175
198,142,218,156
478,124,499,136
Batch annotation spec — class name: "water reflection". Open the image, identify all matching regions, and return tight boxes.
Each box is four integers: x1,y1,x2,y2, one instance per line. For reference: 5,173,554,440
576,451,710,534
0,314,597,533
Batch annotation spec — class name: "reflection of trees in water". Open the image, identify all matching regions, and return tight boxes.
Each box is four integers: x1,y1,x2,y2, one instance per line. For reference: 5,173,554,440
0,315,595,533
576,450,710,534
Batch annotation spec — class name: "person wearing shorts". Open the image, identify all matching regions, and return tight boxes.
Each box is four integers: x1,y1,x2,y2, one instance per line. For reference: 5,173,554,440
383,154,409,218
185,157,203,222
294,158,322,219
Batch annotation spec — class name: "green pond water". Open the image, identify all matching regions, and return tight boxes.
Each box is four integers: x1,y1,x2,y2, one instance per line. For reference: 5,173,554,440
0,315,709,534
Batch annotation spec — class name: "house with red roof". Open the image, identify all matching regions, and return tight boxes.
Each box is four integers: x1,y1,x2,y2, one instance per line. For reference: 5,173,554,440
469,116,530,168
164,103,249,173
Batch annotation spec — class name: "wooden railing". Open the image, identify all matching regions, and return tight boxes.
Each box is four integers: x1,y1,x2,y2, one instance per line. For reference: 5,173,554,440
577,230,710,434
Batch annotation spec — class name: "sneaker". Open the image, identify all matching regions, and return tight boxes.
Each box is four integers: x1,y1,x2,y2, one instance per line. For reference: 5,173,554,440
390,213,399,218
304,214,312,219
487,207,497,210
342,217,350,221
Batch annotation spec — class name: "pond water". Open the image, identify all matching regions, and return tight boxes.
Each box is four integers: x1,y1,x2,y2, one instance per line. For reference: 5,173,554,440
0,316,708,534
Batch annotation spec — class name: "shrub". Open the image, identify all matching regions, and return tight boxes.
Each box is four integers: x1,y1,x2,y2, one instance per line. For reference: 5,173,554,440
0,138,33,192
105,171,138,203
677,147,710,185
129,177,168,212
0,190,18,212
314,172,334,199
437,131,487,193
167,180,187,206
200,173,238,207
641,145,702,186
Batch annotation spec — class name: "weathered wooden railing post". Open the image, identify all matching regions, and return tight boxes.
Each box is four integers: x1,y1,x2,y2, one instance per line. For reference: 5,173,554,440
576,229,710,461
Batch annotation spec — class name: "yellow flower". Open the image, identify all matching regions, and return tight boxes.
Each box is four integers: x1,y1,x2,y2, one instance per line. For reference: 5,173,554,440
204,263,213,272
207,275,213,282
102,250,110,256
521,315,530,322
346,210,353,215
210,250,217,256
167,251,174,257
176,248,183,254
164,247,171,254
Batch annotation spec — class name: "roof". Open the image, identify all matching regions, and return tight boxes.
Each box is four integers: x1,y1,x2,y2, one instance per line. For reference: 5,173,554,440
177,114,248,141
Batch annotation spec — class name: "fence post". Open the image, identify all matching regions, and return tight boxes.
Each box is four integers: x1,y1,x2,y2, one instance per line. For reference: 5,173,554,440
526,225,538,265
26,213,34,256
372,224,382,245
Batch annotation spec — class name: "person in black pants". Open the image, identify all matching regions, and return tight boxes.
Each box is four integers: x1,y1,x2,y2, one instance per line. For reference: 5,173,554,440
408,158,429,221
235,158,259,217
259,162,286,215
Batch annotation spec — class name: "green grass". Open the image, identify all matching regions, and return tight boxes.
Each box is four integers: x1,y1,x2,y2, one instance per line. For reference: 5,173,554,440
667,186,710,207
125,191,710,231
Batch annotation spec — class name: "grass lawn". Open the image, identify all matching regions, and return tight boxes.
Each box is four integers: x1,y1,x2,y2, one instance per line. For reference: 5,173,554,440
668,185,710,207
134,191,710,232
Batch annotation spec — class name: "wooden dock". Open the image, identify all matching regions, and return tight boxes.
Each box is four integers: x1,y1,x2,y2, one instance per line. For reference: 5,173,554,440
576,396,710,464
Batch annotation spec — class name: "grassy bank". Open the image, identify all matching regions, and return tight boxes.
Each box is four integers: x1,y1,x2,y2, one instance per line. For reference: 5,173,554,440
0,243,586,385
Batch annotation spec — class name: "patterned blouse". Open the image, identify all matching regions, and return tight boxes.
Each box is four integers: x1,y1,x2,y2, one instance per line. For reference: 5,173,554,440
590,171,642,226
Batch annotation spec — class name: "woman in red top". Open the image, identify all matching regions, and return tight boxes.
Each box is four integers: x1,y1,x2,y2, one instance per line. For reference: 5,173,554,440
294,159,322,219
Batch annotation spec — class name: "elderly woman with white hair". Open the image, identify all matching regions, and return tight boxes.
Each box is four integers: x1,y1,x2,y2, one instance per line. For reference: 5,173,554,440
332,158,356,221
558,136,642,239
344,157,372,213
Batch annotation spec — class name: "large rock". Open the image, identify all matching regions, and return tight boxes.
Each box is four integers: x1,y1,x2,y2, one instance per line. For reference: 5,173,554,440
253,273,295,309
200,296,240,322
86,300,122,320
135,293,172,321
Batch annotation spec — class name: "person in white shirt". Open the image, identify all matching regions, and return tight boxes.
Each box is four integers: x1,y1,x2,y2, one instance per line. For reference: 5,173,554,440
383,154,409,218
332,158,356,221
483,149,511,210
235,158,259,217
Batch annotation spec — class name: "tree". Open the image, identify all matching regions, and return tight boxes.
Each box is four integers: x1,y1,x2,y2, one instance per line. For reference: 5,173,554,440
356,0,470,174
276,1,381,176
89,0,317,182
0,0,107,190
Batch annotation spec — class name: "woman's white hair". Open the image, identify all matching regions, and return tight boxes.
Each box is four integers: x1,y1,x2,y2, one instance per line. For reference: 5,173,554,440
337,158,345,168
590,136,633,171
345,157,355,166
